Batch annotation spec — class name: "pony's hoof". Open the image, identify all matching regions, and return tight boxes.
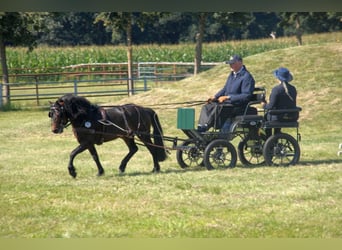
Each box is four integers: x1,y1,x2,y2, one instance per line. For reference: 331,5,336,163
97,170,105,177
119,166,125,174
68,167,77,178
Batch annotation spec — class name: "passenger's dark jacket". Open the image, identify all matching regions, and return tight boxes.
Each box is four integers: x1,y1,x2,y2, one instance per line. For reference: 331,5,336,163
264,82,298,121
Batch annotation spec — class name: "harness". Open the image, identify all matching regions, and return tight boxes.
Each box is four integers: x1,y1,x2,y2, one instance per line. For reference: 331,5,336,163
98,105,141,138
51,102,171,152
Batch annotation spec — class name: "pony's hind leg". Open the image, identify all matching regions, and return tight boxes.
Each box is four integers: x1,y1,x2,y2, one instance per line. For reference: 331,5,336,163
119,138,138,173
140,135,161,173
88,144,105,176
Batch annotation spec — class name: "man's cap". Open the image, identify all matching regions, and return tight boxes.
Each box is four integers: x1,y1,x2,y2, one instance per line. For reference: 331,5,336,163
226,55,243,64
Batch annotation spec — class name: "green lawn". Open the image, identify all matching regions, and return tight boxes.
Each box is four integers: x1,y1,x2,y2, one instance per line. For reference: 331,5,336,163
0,41,341,238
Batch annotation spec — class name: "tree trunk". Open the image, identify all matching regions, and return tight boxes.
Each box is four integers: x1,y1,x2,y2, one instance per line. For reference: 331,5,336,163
295,15,303,46
0,35,10,105
194,13,206,75
126,14,134,96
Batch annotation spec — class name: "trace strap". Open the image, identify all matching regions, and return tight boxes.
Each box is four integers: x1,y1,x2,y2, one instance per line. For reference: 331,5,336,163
98,119,129,134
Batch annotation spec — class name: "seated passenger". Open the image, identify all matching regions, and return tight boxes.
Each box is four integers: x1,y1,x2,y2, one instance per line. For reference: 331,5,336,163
262,67,298,137
197,55,255,132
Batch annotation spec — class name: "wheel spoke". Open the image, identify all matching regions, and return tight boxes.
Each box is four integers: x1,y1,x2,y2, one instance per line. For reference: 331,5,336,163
204,139,237,170
263,133,300,166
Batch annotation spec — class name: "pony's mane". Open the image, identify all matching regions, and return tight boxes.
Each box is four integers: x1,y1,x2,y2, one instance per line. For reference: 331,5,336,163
59,94,98,119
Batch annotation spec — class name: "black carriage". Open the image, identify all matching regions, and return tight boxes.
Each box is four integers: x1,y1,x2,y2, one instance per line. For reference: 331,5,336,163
174,87,302,170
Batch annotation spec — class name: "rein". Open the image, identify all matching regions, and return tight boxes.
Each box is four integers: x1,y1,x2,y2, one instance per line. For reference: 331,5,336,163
64,122,72,129
101,100,205,110
152,100,205,106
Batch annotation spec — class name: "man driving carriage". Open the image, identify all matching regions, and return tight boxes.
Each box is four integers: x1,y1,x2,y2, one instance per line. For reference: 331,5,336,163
197,55,255,132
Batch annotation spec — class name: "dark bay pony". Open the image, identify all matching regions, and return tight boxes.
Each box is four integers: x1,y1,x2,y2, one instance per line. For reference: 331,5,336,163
48,94,167,178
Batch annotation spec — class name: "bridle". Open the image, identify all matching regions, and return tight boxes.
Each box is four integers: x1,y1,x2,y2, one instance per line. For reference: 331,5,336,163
49,101,70,133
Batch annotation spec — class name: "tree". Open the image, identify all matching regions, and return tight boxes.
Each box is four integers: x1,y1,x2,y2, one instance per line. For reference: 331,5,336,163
279,12,314,45
38,12,111,46
244,13,281,39
0,12,47,105
94,12,159,96
193,12,253,74
279,12,342,45
194,13,207,75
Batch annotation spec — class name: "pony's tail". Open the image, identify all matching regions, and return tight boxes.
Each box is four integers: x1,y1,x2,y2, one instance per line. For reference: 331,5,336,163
150,110,167,162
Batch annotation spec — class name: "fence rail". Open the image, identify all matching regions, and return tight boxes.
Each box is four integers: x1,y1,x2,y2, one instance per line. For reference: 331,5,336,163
3,62,221,83
1,62,221,107
0,77,151,107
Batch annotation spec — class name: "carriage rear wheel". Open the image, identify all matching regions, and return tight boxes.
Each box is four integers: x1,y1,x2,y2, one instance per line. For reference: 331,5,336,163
176,140,204,168
203,139,237,170
263,133,300,166
238,134,267,167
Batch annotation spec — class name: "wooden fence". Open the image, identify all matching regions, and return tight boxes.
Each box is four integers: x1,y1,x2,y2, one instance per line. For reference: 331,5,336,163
0,77,150,107
4,62,221,83
0,62,221,107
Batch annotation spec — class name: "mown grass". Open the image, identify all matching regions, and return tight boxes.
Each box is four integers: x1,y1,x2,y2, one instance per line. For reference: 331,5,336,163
1,38,342,238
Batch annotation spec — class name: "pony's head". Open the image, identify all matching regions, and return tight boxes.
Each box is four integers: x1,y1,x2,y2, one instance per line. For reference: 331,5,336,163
48,99,68,134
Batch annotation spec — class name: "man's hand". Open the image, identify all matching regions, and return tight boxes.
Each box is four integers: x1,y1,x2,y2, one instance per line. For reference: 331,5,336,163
207,96,216,103
218,96,229,103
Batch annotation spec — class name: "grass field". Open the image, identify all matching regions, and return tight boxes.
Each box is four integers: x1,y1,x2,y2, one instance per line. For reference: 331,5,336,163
0,39,342,238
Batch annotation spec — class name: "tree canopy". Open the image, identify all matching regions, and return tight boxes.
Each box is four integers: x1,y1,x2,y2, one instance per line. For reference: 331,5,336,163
28,12,341,46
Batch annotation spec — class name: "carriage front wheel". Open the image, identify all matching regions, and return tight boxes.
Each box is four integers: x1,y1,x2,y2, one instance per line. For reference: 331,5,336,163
176,139,204,168
262,133,300,166
203,139,237,170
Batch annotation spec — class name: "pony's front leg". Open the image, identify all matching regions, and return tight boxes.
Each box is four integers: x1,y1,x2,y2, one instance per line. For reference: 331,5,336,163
88,144,105,176
119,138,138,173
68,144,87,178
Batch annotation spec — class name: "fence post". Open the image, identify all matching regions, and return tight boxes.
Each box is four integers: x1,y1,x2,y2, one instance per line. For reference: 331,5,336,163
35,76,40,106
74,79,78,96
144,77,147,91
127,78,134,96
0,83,2,108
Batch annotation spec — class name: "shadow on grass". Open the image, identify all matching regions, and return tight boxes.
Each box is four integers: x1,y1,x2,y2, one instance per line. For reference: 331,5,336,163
115,165,208,177
113,159,342,177
298,159,342,166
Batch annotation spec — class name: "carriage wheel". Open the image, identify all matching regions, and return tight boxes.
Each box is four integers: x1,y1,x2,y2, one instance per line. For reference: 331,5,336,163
176,140,204,168
263,133,300,166
238,134,267,167
203,139,237,170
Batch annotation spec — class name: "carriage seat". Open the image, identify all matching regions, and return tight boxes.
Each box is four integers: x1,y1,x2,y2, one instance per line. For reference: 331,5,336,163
220,87,266,131
231,87,266,123
263,107,302,128
263,121,299,128
233,115,264,123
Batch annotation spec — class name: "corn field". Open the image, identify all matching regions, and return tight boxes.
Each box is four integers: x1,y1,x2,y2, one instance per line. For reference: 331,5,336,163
4,32,341,75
